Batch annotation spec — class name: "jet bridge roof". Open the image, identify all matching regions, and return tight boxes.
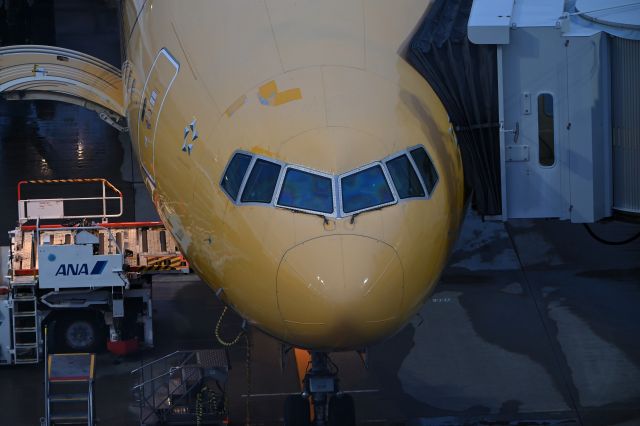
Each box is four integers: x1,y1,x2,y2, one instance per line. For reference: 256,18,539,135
576,0,640,30
469,0,640,43
468,0,566,44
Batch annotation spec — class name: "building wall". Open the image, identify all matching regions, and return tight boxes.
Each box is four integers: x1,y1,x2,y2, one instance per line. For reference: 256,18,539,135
0,0,157,245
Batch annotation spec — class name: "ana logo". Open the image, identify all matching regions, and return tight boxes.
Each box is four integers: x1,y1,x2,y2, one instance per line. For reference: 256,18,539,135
55,260,108,277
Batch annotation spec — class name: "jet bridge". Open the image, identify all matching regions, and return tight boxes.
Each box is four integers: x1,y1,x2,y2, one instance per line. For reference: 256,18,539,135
410,0,640,222
0,45,126,131
467,0,640,222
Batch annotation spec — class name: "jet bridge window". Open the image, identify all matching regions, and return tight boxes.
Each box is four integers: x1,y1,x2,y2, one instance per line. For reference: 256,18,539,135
241,159,282,203
277,168,334,214
538,93,555,167
410,147,438,195
340,164,395,214
221,152,252,201
385,154,425,199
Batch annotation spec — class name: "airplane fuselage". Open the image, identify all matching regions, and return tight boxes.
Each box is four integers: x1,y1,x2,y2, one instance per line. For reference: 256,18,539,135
121,0,464,351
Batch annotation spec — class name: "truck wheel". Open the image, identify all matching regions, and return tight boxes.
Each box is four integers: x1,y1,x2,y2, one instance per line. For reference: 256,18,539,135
55,313,105,353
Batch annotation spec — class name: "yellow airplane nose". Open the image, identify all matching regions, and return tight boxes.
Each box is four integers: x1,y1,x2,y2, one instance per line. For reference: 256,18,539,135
276,234,404,350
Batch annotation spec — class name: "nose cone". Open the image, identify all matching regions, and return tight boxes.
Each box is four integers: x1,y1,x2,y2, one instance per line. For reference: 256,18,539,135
276,235,404,350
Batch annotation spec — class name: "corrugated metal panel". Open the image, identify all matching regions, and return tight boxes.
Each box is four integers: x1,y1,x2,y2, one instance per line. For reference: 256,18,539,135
611,37,640,214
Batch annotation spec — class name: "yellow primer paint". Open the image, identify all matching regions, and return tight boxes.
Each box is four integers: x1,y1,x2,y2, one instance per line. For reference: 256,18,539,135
273,88,302,105
225,94,247,117
258,80,278,100
258,80,302,106
249,145,279,158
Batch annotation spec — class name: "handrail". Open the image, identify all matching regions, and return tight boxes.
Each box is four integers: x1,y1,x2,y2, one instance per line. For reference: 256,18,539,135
132,349,229,424
44,327,49,425
20,221,165,230
88,382,94,426
17,178,123,200
30,225,123,255
17,178,123,224
130,350,183,374
138,360,203,422
133,350,202,424
132,365,182,391
16,196,121,203
131,352,197,389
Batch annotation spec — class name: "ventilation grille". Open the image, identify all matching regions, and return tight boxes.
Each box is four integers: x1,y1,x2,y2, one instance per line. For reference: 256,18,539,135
612,37,640,214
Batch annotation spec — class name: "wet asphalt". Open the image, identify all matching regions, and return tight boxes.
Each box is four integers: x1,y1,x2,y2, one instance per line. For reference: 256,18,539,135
1,214,639,426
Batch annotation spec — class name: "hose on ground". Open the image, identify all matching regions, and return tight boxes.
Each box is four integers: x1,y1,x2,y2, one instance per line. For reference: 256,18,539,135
583,223,640,246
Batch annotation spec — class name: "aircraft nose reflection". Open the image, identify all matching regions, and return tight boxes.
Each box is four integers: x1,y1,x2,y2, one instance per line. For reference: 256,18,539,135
276,235,404,349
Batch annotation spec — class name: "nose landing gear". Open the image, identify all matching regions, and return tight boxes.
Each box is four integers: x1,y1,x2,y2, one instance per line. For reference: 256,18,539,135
284,351,356,426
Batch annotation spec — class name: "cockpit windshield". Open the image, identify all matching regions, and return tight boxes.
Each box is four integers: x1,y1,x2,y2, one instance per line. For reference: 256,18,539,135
385,154,425,199
241,159,281,203
410,147,438,194
340,165,394,214
221,152,252,201
220,145,438,217
277,168,334,214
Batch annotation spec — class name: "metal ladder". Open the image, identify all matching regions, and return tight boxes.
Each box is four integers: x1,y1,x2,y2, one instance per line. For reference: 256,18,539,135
131,350,230,425
45,353,95,426
11,276,40,364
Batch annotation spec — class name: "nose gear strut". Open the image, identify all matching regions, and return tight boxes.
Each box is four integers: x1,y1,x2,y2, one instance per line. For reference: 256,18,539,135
284,351,355,426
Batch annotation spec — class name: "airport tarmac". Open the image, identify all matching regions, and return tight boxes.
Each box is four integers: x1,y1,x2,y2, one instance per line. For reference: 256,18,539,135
0,1,639,425
1,211,639,425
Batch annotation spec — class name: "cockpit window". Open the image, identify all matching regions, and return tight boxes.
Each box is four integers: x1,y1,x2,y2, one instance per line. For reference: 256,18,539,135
221,152,252,201
340,165,395,214
241,159,281,203
385,154,425,199
221,145,438,217
410,147,438,195
277,168,334,214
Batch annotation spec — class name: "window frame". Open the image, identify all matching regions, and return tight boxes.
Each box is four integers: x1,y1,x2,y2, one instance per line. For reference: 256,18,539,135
337,161,398,217
407,144,439,198
274,164,338,217
219,144,439,218
537,92,556,168
237,155,286,206
382,151,429,201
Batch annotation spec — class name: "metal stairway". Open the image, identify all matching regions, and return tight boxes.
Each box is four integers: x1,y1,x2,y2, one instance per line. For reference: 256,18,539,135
45,353,95,426
132,350,230,425
11,276,40,364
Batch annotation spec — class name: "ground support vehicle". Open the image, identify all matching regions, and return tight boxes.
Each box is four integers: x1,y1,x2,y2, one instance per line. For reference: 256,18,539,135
0,179,188,364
